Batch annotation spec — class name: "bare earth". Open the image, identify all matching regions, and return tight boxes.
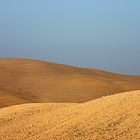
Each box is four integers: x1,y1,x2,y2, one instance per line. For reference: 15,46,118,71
0,58,140,108
0,58,140,139
0,90,139,140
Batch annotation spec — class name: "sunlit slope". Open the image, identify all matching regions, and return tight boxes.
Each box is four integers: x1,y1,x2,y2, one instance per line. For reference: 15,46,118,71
0,58,140,107
0,90,139,140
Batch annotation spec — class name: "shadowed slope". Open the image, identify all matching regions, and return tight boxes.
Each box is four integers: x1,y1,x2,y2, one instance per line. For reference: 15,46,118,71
0,58,140,107
0,90,139,140
0,90,30,107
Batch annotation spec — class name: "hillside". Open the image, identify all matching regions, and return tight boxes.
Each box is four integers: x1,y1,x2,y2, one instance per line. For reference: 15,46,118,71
0,90,139,140
0,58,140,107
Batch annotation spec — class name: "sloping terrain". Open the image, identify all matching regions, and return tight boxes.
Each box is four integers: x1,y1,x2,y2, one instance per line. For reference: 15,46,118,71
0,58,140,107
0,90,139,140
0,90,30,108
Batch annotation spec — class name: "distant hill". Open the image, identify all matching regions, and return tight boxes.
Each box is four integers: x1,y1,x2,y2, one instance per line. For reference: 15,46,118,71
0,58,140,107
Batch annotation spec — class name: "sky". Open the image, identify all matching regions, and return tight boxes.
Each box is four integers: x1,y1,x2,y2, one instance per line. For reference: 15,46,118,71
0,0,140,75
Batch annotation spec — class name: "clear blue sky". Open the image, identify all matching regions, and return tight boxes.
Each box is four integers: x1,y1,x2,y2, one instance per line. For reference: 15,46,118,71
0,0,140,75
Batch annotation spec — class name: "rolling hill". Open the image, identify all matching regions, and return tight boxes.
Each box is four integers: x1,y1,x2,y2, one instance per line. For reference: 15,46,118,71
0,58,140,107
0,90,139,140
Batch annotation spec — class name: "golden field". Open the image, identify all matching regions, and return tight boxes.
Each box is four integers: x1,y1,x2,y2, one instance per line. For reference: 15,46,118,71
0,58,140,140
0,90,139,140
